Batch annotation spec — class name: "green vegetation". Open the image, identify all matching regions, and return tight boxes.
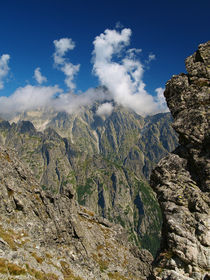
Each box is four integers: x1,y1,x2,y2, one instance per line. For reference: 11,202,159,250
0,225,17,250
76,178,94,205
60,261,83,280
135,180,162,256
115,215,126,228
0,108,176,257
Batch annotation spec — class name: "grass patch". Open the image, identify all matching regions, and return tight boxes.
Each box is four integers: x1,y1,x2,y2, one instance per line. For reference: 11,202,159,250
31,252,43,264
60,261,83,280
0,259,26,276
76,178,94,205
7,263,26,276
0,225,17,250
0,258,8,274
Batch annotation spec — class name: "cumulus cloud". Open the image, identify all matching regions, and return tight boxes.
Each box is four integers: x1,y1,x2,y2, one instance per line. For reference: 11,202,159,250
0,54,10,90
92,28,165,116
0,85,62,118
0,28,168,120
61,63,80,90
34,67,47,84
126,48,142,59
96,102,114,117
0,84,109,119
52,87,109,114
53,38,75,64
53,38,80,90
155,87,169,112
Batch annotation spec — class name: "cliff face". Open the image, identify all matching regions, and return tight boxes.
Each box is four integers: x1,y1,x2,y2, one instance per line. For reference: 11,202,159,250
0,145,153,280
6,106,178,180
150,41,210,279
0,109,178,256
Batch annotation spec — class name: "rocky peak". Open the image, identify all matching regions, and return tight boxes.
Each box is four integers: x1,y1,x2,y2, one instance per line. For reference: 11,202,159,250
16,120,36,135
164,41,210,192
150,41,210,279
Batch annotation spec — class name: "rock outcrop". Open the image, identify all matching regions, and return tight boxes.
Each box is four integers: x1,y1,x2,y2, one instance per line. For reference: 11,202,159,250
150,41,210,279
0,145,153,279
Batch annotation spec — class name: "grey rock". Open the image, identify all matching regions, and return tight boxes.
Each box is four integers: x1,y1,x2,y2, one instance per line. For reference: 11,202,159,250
150,41,210,279
0,145,152,279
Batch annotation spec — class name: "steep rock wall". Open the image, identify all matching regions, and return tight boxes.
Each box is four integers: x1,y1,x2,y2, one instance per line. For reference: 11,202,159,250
150,41,210,279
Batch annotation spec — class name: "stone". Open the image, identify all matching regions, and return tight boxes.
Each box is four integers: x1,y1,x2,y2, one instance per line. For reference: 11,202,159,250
150,41,210,279
0,145,153,279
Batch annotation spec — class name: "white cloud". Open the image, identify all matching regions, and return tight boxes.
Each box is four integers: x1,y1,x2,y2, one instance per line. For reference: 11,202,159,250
148,53,156,62
126,48,142,59
0,54,10,90
53,38,75,64
0,85,62,118
51,87,109,114
61,63,80,90
34,67,47,84
0,28,169,119
92,28,165,116
96,102,114,117
0,84,109,119
53,38,80,91
155,87,169,112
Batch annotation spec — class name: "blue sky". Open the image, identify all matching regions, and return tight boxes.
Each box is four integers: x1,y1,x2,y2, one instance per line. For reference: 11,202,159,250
0,0,209,117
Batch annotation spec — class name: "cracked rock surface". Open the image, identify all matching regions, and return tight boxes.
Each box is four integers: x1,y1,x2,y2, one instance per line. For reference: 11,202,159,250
0,145,153,279
150,41,210,279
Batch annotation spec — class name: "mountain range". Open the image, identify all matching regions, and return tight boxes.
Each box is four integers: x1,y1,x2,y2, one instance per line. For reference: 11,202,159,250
0,104,178,256
0,41,209,280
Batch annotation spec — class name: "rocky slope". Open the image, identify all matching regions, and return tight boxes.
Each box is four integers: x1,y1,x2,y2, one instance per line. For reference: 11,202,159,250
0,145,153,280
150,41,210,279
0,119,162,255
0,107,178,256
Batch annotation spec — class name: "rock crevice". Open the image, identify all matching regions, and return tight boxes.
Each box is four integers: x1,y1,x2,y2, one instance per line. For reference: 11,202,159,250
150,41,210,279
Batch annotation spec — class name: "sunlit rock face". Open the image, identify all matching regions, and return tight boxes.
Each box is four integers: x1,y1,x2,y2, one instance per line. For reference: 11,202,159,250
0,145,154,279
150,41,210,280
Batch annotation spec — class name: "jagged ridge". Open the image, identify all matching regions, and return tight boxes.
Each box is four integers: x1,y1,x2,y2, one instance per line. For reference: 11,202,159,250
0,108,178,255
150,41,210,279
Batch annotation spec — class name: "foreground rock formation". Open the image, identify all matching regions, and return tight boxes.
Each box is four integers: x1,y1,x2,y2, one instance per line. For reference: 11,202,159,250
0,145,153,279
150,41,210,279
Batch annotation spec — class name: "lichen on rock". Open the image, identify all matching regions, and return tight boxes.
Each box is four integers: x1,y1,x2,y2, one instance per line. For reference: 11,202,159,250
150,41,210,279
0,145,153,279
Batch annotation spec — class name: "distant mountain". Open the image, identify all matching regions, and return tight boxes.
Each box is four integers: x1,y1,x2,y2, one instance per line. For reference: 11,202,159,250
8,103,178,179
0,104,178,255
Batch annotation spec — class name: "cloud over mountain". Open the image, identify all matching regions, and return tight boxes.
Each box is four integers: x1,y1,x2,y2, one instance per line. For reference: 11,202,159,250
96,102,114,117
92,28,166,116
0,85,109,119
0,85,62,118
0,28,169,119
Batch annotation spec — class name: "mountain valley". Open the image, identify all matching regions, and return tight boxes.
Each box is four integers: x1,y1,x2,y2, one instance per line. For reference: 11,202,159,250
0,106,178,255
